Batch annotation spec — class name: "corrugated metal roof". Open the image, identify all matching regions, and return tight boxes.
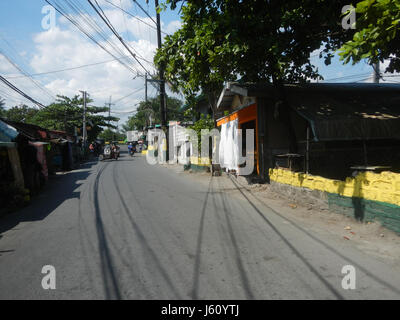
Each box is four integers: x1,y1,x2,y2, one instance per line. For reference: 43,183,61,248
217,82,400,141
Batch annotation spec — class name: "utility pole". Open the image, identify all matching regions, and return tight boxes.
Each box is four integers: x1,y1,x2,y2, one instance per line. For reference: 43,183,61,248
155,0,168,161
105,96,115,126
373,61,380,83
80,90,87,152
144,72,154,127
145,72,148,103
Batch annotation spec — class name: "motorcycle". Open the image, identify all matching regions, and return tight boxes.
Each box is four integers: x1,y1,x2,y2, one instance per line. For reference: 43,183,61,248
128,144,136,157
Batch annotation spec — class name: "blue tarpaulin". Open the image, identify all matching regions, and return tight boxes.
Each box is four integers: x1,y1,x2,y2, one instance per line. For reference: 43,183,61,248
0,119,18,143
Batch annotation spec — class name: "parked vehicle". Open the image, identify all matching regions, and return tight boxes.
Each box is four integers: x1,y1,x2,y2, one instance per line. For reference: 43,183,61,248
99,145,118,161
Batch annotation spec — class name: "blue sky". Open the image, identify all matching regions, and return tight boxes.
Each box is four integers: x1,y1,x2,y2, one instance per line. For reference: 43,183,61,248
0,0,183,124
0,1,398,125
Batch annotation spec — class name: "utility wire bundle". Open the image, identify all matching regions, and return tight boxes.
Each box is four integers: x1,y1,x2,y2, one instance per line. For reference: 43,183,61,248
45,0,156,78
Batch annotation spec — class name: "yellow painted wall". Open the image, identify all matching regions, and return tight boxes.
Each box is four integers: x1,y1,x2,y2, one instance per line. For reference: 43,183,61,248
269,168,400,207
190,156,211,166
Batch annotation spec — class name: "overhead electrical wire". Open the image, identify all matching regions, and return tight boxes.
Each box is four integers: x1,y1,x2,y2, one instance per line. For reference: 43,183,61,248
0,50,56,101
104,0,168,36
131,0,157,26
0,75,46,108
43,0,160,103
86,0,158,90
0,35,56,103
91,0,152,65
322,72,372,82
45,0,140,75
113,87,144,103
0,84,26,102
114,0,158,65
87,0,150,75
6,55,132,79
110,108,139,114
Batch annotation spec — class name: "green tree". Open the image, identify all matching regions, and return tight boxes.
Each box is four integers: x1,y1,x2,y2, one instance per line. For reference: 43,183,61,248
3,104,38,123
156,1,351,107
122,96,185,131
189,113,215,153
156,0,352,151
98,128,125,142
339,0,400,73
0,97,5,118
31,95,119,142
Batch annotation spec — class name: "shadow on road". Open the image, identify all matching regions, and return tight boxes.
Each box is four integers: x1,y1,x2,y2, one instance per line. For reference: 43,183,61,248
191,177,212,299
111,162,183,299
217,178,255,299
228,175,400,297
0,162,95,237
228,176,344,299
92,162,122,300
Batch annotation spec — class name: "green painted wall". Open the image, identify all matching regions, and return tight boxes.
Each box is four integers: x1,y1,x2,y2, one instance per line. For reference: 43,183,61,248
327,193,400,234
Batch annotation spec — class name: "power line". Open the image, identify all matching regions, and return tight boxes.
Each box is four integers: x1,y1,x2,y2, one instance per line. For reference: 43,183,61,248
0,84,26,102
0,50,55,101
131,0,157,26
45,0,140,75
111,108,139,114
113,87,144,103
102,2,154,65
87,0,158,92
105,0,168,36
322,72,371,82
0,75,45,108
87,0,151,75
6,55,132,79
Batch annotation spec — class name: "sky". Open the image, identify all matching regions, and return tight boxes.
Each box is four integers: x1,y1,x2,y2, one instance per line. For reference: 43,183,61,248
0,0,399,127
0,0,183,126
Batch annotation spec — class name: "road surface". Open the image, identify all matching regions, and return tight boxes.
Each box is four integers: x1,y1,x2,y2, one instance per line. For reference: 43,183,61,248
0,146,400,299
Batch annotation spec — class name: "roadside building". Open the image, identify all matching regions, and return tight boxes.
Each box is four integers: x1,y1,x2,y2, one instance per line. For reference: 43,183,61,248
0,119,24,190
216,82,400,233
216,82,400,180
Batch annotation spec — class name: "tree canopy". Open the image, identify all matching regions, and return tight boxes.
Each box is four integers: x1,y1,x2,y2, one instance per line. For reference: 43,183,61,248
1,95,118,142
122,95,186,131
0,97,7,118
339,0,400,73
98,128,125,142
2,104,38,123
156,0,352,102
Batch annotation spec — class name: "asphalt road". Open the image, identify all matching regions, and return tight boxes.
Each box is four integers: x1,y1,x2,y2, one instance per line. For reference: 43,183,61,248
0,146,400,299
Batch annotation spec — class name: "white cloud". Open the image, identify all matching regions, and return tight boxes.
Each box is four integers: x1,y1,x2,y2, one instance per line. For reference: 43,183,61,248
1,6,182,125
0,55,16,74
165,20,181,35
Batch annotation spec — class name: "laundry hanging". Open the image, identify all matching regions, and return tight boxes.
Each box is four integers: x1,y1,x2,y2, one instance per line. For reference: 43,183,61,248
218,118,239,172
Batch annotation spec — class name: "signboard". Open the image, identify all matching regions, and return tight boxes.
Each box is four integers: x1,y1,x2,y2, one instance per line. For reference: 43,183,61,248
126,130,143,142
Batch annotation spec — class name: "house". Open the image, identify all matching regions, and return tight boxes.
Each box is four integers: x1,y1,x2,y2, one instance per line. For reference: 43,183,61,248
179,93,215,121
216,82,400,180
0,119,24,189
168,121,192,165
